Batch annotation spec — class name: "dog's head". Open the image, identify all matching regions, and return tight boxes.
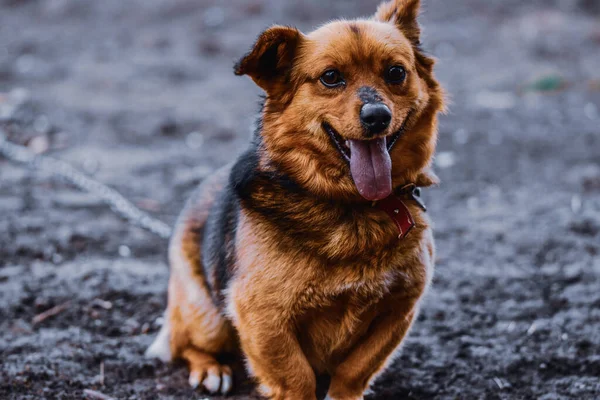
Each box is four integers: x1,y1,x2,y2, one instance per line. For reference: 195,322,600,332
235,0,444,202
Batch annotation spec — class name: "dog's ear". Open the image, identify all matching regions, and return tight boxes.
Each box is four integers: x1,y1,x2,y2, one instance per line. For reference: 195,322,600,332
234,26,302,95
374,0,422,46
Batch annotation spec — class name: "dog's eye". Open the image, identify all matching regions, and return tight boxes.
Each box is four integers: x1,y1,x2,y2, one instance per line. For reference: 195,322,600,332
386,66,407,84
320,69,345,88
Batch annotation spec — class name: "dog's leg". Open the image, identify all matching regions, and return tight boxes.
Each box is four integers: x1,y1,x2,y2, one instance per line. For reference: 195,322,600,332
236,317,317,400
325,303,418,400
164,222,236,393
147,166,236,393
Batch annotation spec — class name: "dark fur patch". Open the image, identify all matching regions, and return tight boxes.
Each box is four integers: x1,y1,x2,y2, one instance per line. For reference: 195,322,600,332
348,23,361,37
202,184,239,307
358,86,383,104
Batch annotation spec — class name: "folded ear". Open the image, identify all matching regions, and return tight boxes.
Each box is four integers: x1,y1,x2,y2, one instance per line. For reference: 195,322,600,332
374,0,421,46
234,26,302,95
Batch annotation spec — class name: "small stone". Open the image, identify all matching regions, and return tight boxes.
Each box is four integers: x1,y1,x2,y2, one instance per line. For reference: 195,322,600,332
185,131,204,150
118,245,131,258
203,7,225,28
28,135,50,154
158,118,179,136
453,128,469,145
435,151,456,169
156,383,167,391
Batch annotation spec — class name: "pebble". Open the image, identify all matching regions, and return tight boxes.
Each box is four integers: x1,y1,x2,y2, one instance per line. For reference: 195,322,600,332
185,131,204,150
118,245,132,258
203,7,225,28
158,118,179,136
435,151,456,169
452,128,469,145
28,135,50,154
154,316,164,327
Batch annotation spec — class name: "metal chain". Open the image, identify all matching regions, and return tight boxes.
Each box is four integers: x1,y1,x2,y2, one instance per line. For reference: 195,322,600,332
0,127,172,239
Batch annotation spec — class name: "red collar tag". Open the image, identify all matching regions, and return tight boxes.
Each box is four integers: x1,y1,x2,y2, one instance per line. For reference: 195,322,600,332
374,195,415,239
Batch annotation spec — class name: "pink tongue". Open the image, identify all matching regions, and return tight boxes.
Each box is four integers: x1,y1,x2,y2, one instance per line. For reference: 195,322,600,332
349,138,392,201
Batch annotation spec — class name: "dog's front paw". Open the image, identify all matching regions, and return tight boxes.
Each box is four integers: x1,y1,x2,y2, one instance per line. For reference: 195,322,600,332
325,379,365,400
258,382,317,400
188,363,233,395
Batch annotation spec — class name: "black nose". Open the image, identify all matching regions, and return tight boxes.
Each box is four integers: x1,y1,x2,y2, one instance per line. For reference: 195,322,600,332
360,103,392,134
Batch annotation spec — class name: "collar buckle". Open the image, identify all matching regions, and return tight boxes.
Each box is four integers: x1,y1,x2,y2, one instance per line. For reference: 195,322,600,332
374,184,427,239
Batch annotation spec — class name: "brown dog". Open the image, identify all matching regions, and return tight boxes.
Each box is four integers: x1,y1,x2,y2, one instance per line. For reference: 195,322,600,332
146,0,445,398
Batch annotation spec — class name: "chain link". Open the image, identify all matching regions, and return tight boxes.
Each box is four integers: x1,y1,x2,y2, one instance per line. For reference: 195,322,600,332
0,127,172,239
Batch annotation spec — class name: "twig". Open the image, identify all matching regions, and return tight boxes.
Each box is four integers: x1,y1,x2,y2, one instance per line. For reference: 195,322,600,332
493,377,504,389
32,301,72,324
100,361,105,386
83,389,116,400
526,321,538,336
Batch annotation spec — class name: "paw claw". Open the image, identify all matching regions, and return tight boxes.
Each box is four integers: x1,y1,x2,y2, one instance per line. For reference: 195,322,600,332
188,371,201,389
221,371,233,394
202,368,221,393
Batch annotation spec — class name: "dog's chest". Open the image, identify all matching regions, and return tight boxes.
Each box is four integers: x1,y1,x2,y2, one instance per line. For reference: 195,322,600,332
295,269,399,371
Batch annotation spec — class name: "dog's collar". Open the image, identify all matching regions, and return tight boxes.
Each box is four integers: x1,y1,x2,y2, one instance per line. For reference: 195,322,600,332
373,184,426,239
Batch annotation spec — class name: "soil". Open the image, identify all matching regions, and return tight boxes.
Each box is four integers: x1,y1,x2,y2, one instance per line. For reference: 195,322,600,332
1,0,599,399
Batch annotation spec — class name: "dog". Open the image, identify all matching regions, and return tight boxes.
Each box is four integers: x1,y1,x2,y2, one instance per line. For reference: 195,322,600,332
146,0,445,398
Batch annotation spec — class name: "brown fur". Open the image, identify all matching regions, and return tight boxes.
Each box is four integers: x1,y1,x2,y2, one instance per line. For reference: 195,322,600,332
147,0,445,398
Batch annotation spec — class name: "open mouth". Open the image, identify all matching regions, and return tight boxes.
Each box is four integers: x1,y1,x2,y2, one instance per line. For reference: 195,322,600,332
323,110,412,162
323,111,413,201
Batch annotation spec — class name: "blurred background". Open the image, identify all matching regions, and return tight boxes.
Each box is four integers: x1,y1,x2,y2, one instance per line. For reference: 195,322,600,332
0,0,599,399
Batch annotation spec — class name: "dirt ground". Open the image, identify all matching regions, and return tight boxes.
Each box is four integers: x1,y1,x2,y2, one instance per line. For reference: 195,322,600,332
1,0,599,399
